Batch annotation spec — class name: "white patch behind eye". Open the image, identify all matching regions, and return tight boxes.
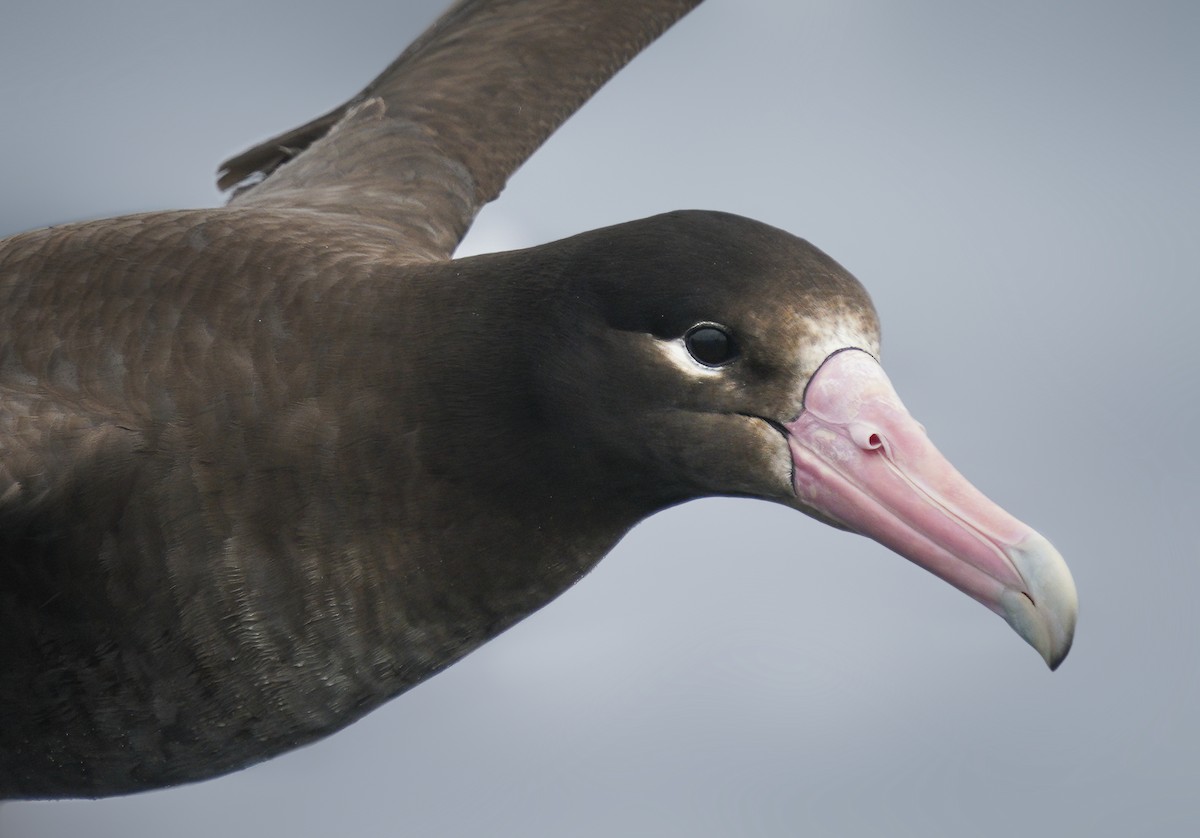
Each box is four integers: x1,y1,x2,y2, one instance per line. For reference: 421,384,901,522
642,307,879,383
653,337,726,378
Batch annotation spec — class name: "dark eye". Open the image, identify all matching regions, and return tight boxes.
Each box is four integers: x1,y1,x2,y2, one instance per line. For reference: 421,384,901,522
684,323,736,366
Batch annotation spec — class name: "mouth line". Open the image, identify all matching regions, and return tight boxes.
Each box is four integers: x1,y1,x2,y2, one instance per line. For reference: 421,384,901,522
737,404,1029,600
738,411,796,491
742,413,790,441
786,433,1016,612
870,447,1021,590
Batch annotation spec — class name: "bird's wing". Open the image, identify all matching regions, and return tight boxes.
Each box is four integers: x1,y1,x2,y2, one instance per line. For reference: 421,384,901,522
217,0,703,262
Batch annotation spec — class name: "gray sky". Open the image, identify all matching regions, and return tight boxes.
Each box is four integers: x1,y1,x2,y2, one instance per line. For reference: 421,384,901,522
2,1,1198,835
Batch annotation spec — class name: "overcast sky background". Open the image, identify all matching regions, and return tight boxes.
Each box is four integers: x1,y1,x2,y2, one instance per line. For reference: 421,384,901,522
1,1,1197,835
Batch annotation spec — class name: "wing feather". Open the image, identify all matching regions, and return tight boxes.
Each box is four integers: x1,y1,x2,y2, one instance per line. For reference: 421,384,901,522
218,0,703,260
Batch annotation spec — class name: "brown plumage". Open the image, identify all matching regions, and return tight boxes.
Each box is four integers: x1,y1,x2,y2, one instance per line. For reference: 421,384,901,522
0,0,1075,800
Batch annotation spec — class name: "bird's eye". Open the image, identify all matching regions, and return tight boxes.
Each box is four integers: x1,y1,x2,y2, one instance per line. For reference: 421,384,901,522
684,324,736,366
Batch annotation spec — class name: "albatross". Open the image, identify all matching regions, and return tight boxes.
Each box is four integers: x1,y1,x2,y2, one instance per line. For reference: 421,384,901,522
0,0,1077,798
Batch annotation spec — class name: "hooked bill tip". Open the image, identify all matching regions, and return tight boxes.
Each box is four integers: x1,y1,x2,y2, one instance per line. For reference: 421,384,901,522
999,532,1078,670
789,349,1079,670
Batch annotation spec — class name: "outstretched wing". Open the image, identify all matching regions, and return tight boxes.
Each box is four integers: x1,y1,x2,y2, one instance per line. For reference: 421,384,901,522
217,0,703,261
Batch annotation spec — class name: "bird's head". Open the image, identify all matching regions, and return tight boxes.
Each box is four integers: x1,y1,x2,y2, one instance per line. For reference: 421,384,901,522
530,209,1076,668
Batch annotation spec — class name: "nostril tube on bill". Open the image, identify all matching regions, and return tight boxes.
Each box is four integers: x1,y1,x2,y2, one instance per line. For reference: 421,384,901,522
849,423,887,453
789,348,1077,669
